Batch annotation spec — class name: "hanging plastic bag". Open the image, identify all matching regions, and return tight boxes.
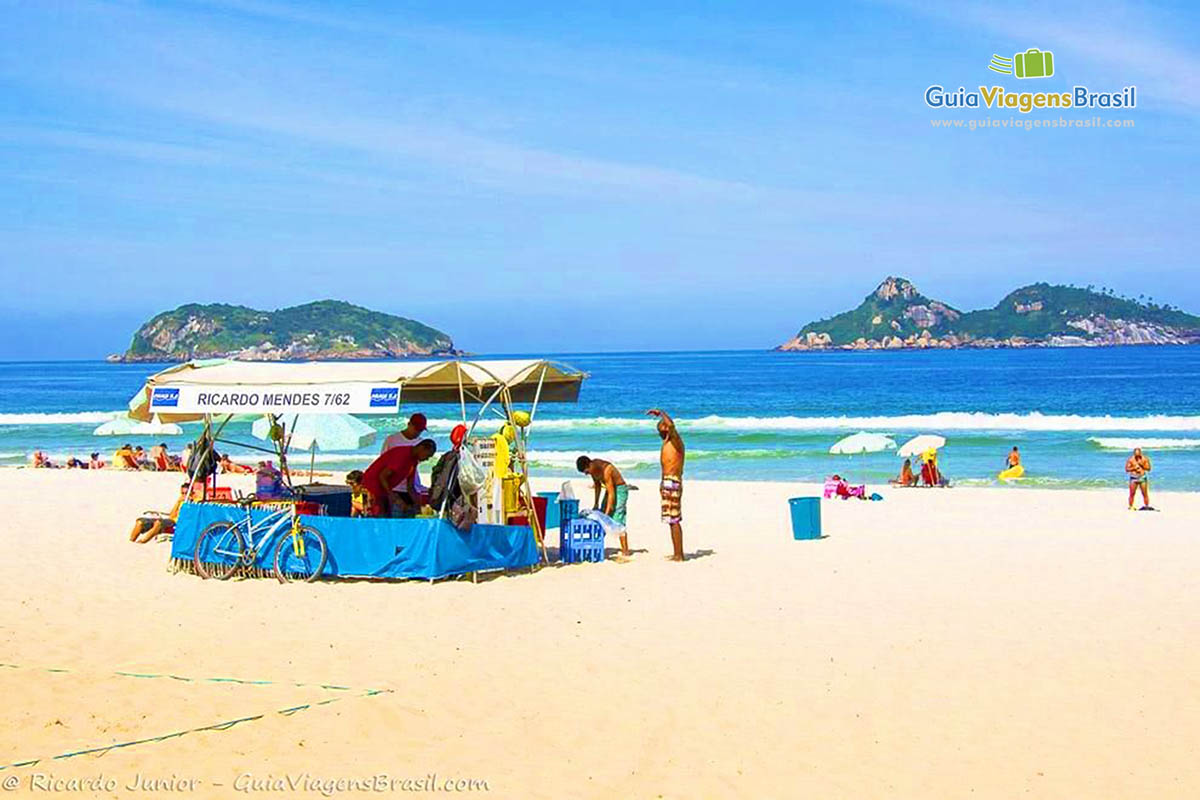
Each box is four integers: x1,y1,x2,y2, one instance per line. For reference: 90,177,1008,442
456,447,487,494
559,480,576,500
583,509,625,537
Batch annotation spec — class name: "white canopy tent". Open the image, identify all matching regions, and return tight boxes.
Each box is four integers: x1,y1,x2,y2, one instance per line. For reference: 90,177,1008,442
127,358,585,422
124,358,587,559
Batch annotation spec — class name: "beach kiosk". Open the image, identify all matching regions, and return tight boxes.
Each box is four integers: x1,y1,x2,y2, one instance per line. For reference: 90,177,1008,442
126,358,585,582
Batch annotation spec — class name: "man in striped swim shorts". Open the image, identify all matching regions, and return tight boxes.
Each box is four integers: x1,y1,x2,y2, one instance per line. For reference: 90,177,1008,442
647,408,686,562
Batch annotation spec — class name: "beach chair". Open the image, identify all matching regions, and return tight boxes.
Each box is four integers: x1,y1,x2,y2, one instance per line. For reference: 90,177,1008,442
822,477,840,499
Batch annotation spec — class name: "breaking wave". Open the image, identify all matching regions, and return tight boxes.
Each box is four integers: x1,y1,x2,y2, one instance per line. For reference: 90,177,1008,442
1087,437,1200,450
0,411,123,425
427,412,1200,433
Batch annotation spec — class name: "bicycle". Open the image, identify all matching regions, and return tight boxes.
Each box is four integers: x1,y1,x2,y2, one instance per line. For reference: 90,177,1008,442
193,494,328,583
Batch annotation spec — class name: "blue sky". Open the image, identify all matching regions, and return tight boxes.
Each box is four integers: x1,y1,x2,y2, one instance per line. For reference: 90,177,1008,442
0,0,1197,358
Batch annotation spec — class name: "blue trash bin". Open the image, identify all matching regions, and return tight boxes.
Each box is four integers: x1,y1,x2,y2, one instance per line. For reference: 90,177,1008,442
788,497,822,540
538,491,561,529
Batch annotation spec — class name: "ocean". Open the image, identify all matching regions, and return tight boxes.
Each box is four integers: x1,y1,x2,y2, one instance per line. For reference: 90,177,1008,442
3,347,1200,490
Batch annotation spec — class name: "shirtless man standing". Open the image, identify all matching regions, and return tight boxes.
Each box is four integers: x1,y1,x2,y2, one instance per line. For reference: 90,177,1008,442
576,455,630,556
647,408,685,561
1125,447,1152,510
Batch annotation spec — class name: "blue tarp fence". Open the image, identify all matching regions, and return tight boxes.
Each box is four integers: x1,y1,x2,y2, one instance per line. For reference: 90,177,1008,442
171,502,539,580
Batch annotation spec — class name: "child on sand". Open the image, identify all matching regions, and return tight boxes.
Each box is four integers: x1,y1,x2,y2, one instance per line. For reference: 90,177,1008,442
346,470,369,517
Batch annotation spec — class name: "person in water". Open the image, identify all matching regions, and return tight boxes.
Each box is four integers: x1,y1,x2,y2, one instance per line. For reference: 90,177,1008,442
1126,447,1152,510
576,455,631,557
647,408,686,562
1006,446,1021,469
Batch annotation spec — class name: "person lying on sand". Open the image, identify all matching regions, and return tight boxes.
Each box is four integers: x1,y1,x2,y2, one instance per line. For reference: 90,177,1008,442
1126,448,1152,510
831,475,867,500
89,452,105,469
219,454,254,475
129,484,188,544
31,450,57,468
576,455,631,557
647,408,686,562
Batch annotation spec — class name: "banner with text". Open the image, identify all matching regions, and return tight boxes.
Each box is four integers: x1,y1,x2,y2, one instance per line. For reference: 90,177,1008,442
149,384,401,415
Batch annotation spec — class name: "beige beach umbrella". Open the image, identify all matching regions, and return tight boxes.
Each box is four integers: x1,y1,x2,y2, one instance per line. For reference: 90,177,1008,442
898,434,946,458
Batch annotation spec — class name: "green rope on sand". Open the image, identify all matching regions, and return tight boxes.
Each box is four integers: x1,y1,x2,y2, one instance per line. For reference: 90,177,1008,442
0,663,393,771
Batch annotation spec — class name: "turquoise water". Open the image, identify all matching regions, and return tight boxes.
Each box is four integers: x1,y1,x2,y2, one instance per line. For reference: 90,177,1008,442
2,348,1200,489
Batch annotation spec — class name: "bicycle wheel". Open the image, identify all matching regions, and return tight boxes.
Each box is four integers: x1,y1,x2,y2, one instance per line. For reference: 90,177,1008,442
274,525,328,583
194,521,246,580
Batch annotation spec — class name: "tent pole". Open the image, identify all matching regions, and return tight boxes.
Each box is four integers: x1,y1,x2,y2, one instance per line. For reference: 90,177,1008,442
529,364,548,423
184,414,210,502
502,387,545,564
456,362,467,424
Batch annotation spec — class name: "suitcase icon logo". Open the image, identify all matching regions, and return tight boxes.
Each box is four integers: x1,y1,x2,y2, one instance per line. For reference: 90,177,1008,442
988,48,1055,79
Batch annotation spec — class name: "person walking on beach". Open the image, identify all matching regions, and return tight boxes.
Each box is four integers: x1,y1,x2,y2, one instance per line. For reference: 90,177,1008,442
647,408,685,562
576,455,630,557
1126,448,1152,510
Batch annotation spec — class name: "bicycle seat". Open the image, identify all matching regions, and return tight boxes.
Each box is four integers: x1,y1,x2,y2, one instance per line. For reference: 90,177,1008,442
237,494,258,507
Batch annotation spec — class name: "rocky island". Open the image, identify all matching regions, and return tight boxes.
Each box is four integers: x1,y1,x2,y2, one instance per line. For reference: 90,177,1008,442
777,277,1200,351
109,300,457,362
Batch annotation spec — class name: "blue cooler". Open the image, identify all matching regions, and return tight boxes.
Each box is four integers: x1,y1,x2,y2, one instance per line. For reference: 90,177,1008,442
538,491,561,529
788,497,822,540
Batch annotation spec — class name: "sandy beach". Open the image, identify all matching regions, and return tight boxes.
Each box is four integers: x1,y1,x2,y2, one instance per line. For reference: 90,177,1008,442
1,468,1197,798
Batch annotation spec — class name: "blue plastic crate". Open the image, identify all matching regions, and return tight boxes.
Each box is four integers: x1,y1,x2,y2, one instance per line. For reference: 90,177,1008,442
559,498,580,531
560,518,605,563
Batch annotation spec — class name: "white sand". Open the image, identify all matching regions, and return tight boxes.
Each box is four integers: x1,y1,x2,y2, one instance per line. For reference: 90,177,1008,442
1,468,1198,798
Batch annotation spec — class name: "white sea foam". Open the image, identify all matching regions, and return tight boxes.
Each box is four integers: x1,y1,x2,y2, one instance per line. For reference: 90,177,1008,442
428,412,1200,433
1087,437,1200,450
0,411,123,425
527,450,671,469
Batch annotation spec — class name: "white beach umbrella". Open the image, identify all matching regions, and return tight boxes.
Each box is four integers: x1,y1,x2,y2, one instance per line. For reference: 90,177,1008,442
898,434,947,458
251,413,377,452
252,413,378,481
829,432,896,455
93,414,182,436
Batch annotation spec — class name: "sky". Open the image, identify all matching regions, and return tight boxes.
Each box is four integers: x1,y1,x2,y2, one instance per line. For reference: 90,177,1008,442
0,0,1197,359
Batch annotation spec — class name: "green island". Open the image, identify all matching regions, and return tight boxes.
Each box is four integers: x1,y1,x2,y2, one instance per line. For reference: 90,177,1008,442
778,277,1200,351
110,300,456,362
